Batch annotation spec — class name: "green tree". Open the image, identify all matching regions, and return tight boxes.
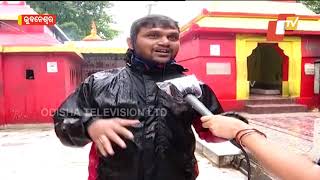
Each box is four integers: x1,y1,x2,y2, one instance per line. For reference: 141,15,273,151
298,0,320,14
26,1,119,40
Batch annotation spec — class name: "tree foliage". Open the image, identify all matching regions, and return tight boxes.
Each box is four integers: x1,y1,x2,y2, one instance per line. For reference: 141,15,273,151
26,1,118,40
298,0,320,14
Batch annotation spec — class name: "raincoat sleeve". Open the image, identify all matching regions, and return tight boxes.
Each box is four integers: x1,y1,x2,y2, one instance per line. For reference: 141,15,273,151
53,75,97,147
192,83,225,142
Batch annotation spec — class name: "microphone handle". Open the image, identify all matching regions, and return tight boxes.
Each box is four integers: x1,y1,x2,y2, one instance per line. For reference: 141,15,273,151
184,94,213,116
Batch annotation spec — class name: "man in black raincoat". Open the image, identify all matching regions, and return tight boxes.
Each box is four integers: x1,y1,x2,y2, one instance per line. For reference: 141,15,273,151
53,15,229,180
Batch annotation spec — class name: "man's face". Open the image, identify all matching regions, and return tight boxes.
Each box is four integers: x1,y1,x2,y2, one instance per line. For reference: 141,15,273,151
129,27,180,64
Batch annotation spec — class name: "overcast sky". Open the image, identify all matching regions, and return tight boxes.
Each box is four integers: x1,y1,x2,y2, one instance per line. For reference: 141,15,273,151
107,1,212,48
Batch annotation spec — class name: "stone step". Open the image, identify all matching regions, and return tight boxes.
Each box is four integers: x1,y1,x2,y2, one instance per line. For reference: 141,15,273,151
245,104,307,114
250,88,280,95
246,98,295,105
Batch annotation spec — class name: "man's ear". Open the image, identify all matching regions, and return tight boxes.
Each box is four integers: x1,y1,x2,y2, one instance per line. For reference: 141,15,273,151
127,38,133,49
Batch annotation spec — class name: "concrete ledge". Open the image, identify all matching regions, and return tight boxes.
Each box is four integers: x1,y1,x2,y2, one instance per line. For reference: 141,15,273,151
196,138,275,180
0,123,53,130
195,136,242,167
195,133,275,180
232,154,276,180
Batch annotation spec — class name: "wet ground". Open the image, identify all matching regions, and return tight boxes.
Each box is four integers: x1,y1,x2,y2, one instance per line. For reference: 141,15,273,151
0,125,245,180
1,111,319,180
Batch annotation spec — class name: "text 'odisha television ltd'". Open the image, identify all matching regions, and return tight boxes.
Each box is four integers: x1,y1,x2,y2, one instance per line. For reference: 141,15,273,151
17,14,56,26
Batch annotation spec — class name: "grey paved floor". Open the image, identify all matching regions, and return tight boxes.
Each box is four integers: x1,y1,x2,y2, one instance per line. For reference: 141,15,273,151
240,112,320,157
2,112,318,180
0,126,245,180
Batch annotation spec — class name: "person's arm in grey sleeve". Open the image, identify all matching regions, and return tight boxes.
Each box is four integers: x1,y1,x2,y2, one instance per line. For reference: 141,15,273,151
53,76,96,147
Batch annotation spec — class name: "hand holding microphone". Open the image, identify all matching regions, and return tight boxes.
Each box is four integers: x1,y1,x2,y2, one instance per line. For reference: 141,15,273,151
157,75,253,180
156,75,242,142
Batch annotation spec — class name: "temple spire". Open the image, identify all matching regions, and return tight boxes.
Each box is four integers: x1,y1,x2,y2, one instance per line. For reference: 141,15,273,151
82,21,103,41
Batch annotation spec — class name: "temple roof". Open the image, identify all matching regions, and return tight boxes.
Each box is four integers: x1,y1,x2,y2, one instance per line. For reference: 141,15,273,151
65,41,127,54
180,1,320,35
206,1,316,16
0,1,37,20
0,1,69,46
77,21,126,53
0,33,60,46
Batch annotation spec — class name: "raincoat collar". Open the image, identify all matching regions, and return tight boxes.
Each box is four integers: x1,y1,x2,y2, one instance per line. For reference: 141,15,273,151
127,52,188,74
